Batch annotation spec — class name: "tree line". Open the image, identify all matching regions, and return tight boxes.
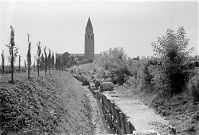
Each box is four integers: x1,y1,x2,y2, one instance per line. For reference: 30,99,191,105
1,25,66,83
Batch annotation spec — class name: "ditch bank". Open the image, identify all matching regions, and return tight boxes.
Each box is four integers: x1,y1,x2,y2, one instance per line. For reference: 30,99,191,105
92,89,136,134
0,72,94,135
82,86,112,135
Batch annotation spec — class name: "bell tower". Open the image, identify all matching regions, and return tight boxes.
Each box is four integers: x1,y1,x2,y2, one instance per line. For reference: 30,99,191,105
84,17,94,60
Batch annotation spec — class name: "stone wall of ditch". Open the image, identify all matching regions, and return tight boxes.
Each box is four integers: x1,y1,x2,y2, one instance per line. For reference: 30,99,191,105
90,89,136,134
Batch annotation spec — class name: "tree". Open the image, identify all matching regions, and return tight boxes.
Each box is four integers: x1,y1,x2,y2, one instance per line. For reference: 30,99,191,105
33,58,36,72
60,56,64,71
6,26,18,83
24,60,27,72
62,52,70,67
151,27,193,96
37,41,41,76
1,50,5,74
68,55,75,67
51,52,55,70
18,54,21,73
40,53,45,70
96,47,129,85
48,49,51,74
55,53,63,71
44,46,47,75
27,34,31,79
55,53,59,71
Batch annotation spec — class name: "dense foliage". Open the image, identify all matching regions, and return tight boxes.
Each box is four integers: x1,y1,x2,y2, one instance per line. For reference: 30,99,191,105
188,69,199,105
151,27,193,96
95,47,130,85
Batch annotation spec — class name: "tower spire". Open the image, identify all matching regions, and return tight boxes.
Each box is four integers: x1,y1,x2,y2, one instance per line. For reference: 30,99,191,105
86,17,93,28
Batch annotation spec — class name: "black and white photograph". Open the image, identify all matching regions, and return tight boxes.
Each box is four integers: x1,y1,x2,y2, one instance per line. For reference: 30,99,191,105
0,0,198,134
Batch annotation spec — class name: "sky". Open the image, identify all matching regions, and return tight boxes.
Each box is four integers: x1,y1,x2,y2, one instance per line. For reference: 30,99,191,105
0,0,198,63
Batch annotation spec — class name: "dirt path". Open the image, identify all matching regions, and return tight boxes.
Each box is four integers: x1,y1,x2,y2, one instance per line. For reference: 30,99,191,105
82,86,111,135
103,90,172,135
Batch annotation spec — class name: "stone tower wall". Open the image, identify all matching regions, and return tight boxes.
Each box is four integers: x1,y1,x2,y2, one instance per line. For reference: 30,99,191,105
85,18,94,60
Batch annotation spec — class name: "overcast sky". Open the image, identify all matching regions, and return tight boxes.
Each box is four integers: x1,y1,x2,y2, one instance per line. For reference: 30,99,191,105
0,0,198,63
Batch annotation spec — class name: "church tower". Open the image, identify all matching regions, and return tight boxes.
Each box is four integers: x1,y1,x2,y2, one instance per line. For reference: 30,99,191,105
84,17,94,60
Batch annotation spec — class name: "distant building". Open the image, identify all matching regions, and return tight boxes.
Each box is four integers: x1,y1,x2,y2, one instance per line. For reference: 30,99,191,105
70,53,85,61
69,17,99,61
84,17,94,60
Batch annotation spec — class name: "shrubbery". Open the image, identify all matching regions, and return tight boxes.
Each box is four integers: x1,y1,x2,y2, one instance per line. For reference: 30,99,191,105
95,47,130,85
146,27,192,97
188,69,199,105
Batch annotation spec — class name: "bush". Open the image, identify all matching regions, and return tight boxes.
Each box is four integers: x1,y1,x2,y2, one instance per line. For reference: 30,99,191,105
134,58,154,92
110,66,131,85
95,47,130,85
151,27,192,97
125,58,140,78
79,59,93,65
188,69,199,105
149,65,170,96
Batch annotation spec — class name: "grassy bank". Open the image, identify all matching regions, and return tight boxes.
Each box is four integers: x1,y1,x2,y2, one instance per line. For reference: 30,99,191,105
0,71,93,135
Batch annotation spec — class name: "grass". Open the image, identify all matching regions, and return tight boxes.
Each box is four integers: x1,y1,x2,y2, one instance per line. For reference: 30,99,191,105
0,70,93,135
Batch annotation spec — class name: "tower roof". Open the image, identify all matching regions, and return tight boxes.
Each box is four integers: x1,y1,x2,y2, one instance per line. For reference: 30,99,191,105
86,17,93,28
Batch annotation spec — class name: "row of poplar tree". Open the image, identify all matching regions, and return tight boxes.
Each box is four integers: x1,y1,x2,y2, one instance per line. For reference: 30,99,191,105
1,26,65,83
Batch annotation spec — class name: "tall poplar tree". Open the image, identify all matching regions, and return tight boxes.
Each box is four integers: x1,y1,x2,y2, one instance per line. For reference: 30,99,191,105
48,49,51,74
6,26,18,83
18,55,21,73
27,34,31,79
1,50,5,74
37,41,41,76
44,46,47,75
